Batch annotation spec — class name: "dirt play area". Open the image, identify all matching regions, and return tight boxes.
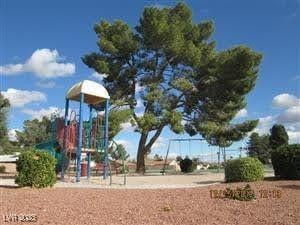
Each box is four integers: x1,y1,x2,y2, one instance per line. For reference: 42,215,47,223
1,174,299,225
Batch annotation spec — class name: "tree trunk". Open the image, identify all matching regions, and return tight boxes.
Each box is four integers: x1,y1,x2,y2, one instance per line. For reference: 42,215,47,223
135,133,148,174
135,126,164,174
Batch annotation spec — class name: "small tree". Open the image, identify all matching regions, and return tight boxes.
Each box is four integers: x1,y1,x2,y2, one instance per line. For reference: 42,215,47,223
0,93,15,155
0,93,10,142
269,124,288,149
247,132,271,164
16,117,52,147
110,144,129,161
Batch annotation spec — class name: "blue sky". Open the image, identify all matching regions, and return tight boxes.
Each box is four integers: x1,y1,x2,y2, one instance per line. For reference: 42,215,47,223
1,0,299,160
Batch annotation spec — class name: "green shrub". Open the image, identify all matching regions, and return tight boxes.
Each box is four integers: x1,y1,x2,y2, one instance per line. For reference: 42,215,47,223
271,144,300,179
0,165,5,173
15,149,57,188
224,184,256,201
225,157,264,182
180,157,196,173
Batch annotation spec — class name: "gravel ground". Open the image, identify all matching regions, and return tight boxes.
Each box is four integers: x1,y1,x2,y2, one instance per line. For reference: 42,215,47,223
1,180,299,225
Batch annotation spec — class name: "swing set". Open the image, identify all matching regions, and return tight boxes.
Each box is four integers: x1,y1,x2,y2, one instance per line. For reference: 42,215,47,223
161,138,228,174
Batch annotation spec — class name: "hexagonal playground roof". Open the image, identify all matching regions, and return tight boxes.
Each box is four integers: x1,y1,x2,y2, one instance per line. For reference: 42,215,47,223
66,80,110,104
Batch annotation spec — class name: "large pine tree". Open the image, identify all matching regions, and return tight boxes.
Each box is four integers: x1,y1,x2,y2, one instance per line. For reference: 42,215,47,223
82,3,262,173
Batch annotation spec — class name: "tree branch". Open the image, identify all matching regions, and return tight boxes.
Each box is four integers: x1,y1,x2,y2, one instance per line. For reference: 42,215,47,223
145,125,164,151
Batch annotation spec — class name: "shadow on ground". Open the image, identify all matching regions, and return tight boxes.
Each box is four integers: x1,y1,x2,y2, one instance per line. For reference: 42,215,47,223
264,176,279,181
0,185,20,189
278,184,300,190
192,180,224,185
0,175,15,179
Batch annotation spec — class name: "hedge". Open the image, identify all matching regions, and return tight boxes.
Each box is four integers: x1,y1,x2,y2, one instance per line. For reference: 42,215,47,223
15,149,57,188
225,157,264,182
271,144,300,180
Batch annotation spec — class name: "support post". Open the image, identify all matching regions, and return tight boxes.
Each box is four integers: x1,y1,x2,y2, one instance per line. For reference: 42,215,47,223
162,140,171,175
217,147,220,173
87,152,91,178
61,98,69,181
87,105,93,179
103,99,109,179
88,105,93,148
76,93,84,182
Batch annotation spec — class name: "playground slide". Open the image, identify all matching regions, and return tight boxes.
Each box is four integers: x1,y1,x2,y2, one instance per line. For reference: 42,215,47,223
35,141,62,162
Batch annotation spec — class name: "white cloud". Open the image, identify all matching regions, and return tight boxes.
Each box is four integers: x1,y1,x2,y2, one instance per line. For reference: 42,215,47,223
253,93,300,143
254,115,300,143
272,93,300,124
0,64,24,74
287,131,300,143
284,122,300,143
22,106,61,120
8,129,20,141
0,49,75,78
277,106,300,123
1,88,46,107
91,72,108,82
272,93,300,108
235,108,248,119
36,81,56,88
253,115,276,135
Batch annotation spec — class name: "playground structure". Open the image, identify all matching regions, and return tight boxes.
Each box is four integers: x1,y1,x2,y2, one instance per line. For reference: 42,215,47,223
35,80,121,183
